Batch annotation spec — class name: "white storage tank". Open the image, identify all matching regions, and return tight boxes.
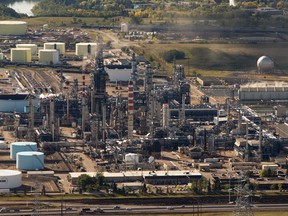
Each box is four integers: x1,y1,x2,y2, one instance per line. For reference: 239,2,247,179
0,170,22,189
39,49,59,64
124,153,139,164
10,48,31,63
10,141,37,159
121,23,129,33
0,21,27,35
75,43,98,57
16,44,38,56
44,42,65,54
16,151,44,171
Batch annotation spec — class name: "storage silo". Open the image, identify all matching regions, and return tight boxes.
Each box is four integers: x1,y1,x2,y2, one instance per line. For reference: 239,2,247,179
10,48,32,63
121,23,129,33
75,43,98,57
0,21,27,35
16,151,44,171
44,42,65,54
124,153,139,163
16,44,38,56
0,170,22,189
10,141,37,159
39,49,59,64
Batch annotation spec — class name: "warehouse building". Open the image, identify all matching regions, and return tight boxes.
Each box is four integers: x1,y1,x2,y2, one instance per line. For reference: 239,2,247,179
68,170,202,186
239,82,288,101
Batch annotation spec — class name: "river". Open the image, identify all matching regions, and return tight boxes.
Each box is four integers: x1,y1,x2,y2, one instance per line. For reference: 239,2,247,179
5,0,40,16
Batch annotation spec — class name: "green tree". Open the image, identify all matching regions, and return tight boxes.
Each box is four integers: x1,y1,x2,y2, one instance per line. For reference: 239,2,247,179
162,50,185,63
77,174,94,192
278,183,283,191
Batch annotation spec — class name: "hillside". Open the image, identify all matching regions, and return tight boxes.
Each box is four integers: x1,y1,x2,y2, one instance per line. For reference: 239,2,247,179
0,4,21,18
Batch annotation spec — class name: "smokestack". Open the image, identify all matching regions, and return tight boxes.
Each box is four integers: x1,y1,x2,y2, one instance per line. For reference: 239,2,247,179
204,128,208,152
127,80,134,140
28,94,34,139
162,104,170,129
102,103,106,144
50,98,55,141
238,111,242,132
180,93,186,125
259,120,263,161
245,122,249,162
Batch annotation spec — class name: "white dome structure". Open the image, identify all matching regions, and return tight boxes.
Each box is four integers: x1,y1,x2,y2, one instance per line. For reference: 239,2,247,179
0,170,22,189
257,56,274,73
0,21,27,35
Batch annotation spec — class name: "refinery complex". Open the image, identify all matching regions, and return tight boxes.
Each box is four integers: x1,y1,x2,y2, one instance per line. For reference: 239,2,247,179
0,20,287,214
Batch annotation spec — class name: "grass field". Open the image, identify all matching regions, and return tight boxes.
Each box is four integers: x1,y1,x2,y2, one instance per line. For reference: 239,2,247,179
141,42,288,78
133,212,288,216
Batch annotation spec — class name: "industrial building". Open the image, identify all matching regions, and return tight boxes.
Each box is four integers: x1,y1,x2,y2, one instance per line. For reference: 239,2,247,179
239,82,288,101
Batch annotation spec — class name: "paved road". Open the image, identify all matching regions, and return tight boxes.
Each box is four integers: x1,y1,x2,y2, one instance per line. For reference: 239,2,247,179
1,203,288,215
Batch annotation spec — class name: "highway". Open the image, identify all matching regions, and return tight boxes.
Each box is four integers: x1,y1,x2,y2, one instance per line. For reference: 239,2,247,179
1,203,288,215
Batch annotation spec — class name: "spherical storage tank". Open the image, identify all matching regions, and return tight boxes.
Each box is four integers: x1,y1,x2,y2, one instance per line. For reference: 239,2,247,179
0,170,22,189
16,44,38,56
39,49,59,64
16,151,44,171
257,56,274,73
10,142,37,159
44,42,65,54
10,48,31,63
125,153,139,164
76,43,97,57
0,21,27,35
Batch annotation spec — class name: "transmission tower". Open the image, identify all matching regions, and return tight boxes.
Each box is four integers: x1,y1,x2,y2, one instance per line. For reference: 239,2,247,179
233,178,254,216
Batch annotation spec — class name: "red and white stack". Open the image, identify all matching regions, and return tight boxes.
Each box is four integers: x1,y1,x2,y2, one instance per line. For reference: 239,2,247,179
127,80,134,139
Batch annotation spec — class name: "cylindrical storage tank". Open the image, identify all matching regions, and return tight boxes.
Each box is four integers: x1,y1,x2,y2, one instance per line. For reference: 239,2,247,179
121,23,129,32
0,21,27,35
10,48,31,63
44,42,65,54
10,142,37,159
38,49,59,64
75,43,97,57
16,151,44,171
16,44,38,56
124,153,139,163
0,53,3,61
0,170,22,189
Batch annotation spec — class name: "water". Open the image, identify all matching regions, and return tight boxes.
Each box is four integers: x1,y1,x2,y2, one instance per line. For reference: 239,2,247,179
6,0,40,16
